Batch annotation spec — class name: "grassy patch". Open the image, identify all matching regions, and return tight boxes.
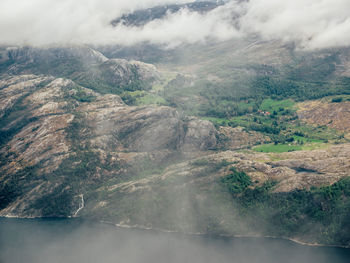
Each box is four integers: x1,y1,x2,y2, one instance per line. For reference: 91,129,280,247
136,93,167,106
253,144,303,153
201,117,231,126
253,140,329,153
260,99,295,112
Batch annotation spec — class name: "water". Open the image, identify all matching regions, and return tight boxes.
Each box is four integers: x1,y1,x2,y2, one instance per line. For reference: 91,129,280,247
0,218,349,263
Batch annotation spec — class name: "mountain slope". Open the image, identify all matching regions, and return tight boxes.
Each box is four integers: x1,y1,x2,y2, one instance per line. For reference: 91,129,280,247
0,42,350,247
0,74,216,217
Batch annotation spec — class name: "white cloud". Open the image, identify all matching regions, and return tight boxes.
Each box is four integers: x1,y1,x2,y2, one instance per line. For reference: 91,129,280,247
0,0,350,49
98,5,241,47
0,0,196,46
239,0,350,49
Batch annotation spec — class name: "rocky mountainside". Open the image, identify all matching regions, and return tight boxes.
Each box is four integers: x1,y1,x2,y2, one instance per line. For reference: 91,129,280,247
0,74,217,218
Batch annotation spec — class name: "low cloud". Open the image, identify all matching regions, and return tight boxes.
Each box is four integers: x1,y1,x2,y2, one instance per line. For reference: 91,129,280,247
0,0,195,46
105,5,241,48
240,0,350,49
0,0,350,49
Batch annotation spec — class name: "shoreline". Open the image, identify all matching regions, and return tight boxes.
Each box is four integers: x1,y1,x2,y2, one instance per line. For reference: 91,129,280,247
1,215,349,249
100,220,350,250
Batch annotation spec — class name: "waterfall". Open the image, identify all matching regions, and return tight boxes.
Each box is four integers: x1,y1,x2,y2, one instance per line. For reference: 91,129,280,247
73,194,84,217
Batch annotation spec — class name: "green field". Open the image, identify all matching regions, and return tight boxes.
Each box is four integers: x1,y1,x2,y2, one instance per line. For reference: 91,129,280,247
260,99,295,112
253,144,303,153
253,141,328,153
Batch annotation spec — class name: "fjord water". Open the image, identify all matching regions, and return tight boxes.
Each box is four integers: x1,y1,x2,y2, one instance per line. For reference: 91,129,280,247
0,218,349,263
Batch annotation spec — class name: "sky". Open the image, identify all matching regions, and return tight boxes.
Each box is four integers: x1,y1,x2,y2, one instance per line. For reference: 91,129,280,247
0,0,349,49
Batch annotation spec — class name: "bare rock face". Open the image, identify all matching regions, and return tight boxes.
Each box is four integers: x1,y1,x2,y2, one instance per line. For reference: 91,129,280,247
79,97,216,153
181,118,217,152
114,107,183,152
85,104,184,152
99,59,160,88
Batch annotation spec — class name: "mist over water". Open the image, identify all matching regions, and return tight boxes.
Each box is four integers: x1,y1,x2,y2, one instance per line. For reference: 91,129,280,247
0,218,349,263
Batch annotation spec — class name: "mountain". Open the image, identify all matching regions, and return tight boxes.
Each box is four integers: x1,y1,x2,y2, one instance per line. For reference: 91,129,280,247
111,1,225,27
1,14,350,247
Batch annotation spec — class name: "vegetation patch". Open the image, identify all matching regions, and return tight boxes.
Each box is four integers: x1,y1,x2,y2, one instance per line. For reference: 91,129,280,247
220,167,252,195
71,86,96,102
234,177,350,245
136,93,167,106
121,90,167,106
